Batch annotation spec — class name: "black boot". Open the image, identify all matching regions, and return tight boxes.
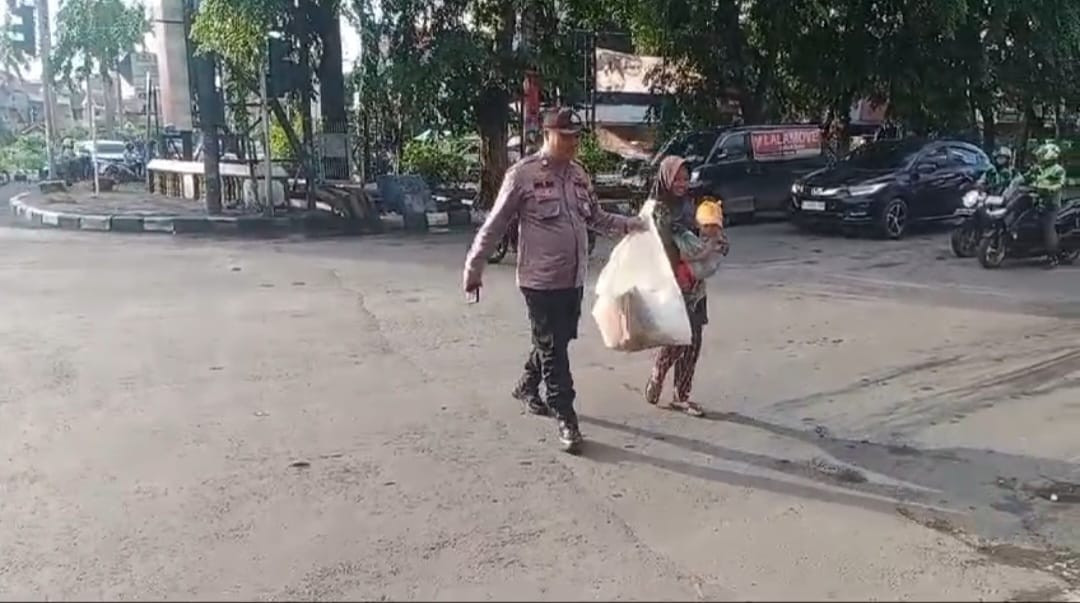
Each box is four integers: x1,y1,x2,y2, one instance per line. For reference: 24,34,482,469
512,386,550,416
556,418,583,454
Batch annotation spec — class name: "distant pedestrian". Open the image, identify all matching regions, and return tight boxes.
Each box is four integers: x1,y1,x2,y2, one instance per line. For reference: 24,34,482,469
463,108,647,453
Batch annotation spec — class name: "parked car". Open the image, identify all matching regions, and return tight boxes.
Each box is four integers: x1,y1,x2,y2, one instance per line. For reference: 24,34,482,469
789,138,991,239
652,124,828,221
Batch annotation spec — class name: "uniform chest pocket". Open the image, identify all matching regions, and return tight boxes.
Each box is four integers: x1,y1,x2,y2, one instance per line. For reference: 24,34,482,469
530,190,562,220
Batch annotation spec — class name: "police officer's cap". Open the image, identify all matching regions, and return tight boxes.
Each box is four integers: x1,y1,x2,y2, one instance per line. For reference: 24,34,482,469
542,108,584,135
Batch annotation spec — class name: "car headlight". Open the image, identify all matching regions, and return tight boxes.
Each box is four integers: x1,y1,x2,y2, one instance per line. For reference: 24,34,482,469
690,169,700,183
962,190,981,208
791,182,804,194
847,183,887,196
814,187,843,197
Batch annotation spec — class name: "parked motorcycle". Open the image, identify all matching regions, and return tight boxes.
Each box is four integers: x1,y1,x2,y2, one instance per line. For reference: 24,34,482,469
951,183,1009,257
99,160,141,184
975,175,1080,269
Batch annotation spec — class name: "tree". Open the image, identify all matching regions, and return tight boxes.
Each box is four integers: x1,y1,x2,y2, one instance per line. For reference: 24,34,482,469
0,131,48,173
52,0,149,134
586,0,1080,152
192,0,350,188
351,0,586,207
0,14,29,80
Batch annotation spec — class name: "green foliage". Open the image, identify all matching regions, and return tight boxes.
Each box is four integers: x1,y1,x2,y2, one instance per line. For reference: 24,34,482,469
577,0,1080,142
190,0,285,83
52,0,150,82
269,110,304,160
351,0,591,203
0,133,47,173
400,138,469,186
577,132,620,175
0,11,28,80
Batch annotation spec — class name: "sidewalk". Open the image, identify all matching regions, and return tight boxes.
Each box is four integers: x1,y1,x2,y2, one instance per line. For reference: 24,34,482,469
9,183,361,236
10,183,474,236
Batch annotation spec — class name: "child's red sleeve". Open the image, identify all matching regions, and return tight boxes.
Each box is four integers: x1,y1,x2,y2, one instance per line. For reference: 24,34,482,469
674,260,696,292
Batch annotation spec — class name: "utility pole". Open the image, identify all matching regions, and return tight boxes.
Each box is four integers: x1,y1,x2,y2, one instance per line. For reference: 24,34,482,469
87,72,100,197
35,0,56,179
261,38,274,217
143,71,153,190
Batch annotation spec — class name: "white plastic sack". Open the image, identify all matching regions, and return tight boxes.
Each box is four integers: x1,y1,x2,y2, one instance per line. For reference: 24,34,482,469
592,199,692,351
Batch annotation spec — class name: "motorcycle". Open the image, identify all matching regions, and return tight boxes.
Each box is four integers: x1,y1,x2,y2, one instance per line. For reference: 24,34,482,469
951,183,1008,257
99,159,141,184
975,174,1080,269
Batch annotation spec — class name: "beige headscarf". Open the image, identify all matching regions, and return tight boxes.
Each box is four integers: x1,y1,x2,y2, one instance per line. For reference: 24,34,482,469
653,155,688,206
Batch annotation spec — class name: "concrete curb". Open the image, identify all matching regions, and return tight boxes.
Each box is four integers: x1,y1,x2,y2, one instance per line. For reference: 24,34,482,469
9,194,473,236
8,194,362,236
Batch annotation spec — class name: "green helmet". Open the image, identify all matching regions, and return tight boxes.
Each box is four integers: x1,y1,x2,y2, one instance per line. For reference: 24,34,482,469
1034,142,1061,163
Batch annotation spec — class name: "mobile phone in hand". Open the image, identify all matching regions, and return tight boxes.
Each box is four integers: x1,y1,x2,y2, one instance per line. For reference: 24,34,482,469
465,288,480,304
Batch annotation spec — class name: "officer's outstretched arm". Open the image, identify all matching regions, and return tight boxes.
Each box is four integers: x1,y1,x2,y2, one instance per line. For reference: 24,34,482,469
585,182,641,236
464,168,523,278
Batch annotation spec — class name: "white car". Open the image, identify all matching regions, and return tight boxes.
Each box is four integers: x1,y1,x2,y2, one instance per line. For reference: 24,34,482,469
76,140,129,164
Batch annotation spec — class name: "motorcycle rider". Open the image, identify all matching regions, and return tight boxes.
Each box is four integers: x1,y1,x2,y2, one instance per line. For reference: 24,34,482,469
1026,142,1067,268
982,146,1016,194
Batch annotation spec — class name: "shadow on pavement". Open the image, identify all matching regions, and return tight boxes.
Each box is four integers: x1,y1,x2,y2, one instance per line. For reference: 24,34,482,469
580,412,1080,562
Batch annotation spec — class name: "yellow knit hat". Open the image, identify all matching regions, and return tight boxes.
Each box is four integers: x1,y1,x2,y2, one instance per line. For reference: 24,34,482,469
696,199,724,226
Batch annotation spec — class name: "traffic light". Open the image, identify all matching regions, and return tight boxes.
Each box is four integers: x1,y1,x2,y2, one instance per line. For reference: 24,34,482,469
5,1,36,56
266,37,306,98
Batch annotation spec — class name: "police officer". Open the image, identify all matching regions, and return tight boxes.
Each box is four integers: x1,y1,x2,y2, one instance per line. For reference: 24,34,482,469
463,108,646,453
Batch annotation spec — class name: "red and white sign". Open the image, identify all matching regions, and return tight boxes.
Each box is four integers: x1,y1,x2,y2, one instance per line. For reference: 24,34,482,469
750,128,822,162
522,71,541,150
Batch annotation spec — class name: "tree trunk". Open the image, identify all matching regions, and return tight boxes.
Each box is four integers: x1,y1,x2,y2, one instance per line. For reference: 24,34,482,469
315,0,349,180
476,86,511,211
193,51,222,214
978,97,996,150
297,1,317,208
1019,98,1037,169
475,0,515,211
100,70,117,134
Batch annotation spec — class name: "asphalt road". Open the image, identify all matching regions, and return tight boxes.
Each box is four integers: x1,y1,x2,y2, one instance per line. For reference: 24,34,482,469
1,184,1079,600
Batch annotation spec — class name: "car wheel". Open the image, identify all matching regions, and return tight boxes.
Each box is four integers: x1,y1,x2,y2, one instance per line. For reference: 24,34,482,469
878,198,908,239
977,231,1007,269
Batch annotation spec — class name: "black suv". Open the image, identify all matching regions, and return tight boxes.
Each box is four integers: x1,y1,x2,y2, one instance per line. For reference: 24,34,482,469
652,124,828,221
790,138,991,239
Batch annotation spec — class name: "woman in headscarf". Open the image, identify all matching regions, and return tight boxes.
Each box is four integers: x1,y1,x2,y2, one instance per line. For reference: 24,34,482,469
645,155,727,417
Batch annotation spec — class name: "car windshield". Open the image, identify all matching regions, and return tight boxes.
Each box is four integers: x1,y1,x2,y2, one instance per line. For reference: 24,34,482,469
655,131,720,164
843,140,924,169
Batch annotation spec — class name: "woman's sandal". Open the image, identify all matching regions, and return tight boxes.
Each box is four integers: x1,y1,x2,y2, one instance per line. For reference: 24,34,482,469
645,378,662,406
668,400,706,417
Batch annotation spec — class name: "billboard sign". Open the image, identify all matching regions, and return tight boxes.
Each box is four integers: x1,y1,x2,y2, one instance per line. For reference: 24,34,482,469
595,48,678,95
750,128,823,162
